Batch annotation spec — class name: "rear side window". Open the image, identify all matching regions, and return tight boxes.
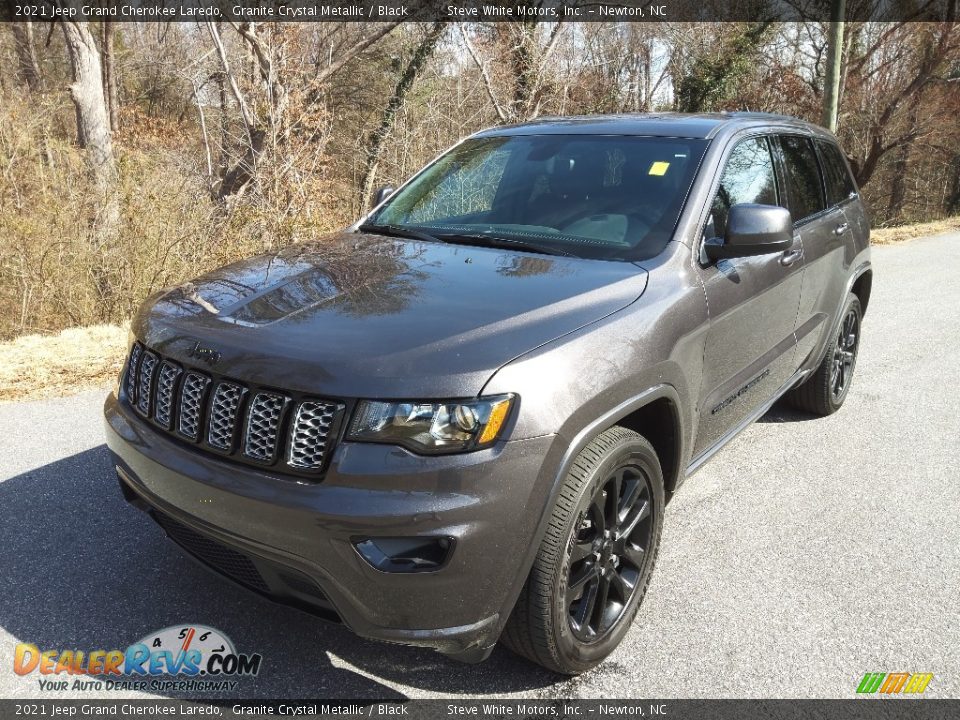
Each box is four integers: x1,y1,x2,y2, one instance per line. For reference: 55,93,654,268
708,136,778,238
779,135,826,223
816,140,857,206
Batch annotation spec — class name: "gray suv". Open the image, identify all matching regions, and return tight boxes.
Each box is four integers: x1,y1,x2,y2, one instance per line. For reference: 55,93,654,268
105,112,871,674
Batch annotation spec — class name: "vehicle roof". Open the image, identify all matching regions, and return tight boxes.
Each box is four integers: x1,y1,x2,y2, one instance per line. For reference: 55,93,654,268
472,112,832,141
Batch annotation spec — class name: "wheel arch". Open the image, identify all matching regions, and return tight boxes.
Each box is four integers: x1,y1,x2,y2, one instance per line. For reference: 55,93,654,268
493,383,688,642
611,396,683,495
851,268,872,316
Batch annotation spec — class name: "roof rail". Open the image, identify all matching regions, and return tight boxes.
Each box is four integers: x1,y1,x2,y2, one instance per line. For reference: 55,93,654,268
721,111,801,122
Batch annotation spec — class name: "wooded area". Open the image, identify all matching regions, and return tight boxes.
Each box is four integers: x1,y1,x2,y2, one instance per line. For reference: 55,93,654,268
1,17,958,339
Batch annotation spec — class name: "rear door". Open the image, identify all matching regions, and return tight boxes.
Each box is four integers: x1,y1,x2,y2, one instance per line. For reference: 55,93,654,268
776,135,851,366
693,134,804,459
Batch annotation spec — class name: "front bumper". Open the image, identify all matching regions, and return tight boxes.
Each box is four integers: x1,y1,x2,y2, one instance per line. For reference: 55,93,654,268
104,393,559,657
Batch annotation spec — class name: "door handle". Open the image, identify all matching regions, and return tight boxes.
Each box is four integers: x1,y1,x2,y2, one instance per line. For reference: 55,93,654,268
780,248,803,266
834,222,849,236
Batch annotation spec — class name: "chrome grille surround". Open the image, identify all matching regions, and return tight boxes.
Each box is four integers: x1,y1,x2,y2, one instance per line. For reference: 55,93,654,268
153,362,182,429
135,351,158,416
244,392,287,463
288,400,343,470
178,372,210,440
207,382,246,451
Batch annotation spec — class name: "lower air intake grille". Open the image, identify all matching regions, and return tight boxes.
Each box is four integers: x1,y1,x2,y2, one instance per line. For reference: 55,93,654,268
152,510,270,593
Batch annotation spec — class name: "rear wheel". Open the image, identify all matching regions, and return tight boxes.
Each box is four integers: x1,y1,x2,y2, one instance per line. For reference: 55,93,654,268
789,292,862,416
501,427,664,674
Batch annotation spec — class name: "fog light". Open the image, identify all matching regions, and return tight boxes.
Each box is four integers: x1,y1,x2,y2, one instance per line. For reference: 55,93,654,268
354,537,453,573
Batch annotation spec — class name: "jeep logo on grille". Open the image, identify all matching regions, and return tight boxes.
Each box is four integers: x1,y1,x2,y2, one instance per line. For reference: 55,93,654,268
187,341,222,366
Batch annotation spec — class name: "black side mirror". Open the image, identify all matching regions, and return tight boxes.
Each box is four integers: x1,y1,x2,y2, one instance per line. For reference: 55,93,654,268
372,185,395,207
705,204,793,261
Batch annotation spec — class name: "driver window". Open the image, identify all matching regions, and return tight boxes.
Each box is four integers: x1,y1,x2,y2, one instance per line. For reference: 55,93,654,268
707,136,778,239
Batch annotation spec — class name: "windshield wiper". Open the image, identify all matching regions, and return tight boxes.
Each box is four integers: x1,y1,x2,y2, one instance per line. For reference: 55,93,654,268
357,223,442,245
359,223,579,258
433,232,579,258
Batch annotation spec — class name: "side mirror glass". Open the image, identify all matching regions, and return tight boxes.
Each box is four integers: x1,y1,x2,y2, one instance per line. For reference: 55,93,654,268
372,185,395,208
705,204,793,261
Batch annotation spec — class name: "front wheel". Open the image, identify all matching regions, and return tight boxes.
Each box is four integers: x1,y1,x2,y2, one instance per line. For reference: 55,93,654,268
501,427,664,674
788,292,862,416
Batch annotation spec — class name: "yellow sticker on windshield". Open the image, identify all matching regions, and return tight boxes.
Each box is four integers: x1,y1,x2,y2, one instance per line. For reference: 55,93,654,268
649,161,670,176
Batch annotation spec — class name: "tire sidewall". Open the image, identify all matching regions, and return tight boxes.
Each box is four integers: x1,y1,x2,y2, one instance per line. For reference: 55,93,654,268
829,294,863,411
550,437,665,670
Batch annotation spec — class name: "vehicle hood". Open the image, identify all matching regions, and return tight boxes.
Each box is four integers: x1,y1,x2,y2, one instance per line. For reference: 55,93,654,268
135,231,648,398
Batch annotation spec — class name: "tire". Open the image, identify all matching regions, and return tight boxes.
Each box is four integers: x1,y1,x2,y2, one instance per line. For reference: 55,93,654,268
788,292,862,416
501,426,665,674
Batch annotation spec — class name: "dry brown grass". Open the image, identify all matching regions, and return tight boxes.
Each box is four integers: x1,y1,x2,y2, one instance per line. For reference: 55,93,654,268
0,324,127,402
871,216,960,245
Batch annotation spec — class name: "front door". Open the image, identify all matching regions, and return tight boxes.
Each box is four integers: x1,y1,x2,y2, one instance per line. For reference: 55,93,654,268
693,134,804,459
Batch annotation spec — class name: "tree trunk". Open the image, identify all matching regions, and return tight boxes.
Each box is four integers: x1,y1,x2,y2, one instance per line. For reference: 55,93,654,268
60,19,116,190
360,22,444,208
885,100,921,222
946,152,960,215
11,21,43,92
820,0,846,131
60,18,119,318
101,20,119,131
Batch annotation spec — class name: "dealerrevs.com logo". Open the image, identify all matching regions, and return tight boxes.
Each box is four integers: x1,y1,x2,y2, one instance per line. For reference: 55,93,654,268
13,624,262,693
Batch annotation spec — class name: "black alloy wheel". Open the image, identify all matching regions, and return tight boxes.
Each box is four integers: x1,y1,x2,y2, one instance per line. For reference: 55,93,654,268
830,308,860,402
501,426,664,674
788,292,863,416
566,464,654,642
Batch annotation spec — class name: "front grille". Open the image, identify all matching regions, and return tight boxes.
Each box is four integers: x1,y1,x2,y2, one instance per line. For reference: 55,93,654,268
289,401,340,470
135,352,158,416
178,372,210,440
126,343,143,403
122,341,344,476
152,510,270,593
208,381,246,450
154,362,182,429
245,392,286,462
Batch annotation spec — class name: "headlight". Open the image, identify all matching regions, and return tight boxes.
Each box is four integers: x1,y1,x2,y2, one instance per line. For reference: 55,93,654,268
347,395,514,454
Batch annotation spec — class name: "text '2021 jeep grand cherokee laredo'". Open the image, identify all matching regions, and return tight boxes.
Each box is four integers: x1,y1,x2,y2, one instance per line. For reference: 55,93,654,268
104,113,871,674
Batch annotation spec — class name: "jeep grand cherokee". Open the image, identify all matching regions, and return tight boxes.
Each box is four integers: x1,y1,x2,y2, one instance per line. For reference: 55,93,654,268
105,112,871,674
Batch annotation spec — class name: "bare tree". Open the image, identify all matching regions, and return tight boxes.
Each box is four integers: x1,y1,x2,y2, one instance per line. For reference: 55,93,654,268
846,21,959,187
208,20,403,202
460,20,567,122
10,21,43,92
60,18,116,190
674,22,773,112
360,22,445,207
101,21,120,131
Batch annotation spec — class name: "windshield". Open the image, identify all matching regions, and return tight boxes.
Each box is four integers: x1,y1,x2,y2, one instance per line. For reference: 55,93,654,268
366,134,708,261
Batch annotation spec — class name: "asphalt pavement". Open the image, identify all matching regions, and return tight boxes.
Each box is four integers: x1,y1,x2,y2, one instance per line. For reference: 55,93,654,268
1,233,958,700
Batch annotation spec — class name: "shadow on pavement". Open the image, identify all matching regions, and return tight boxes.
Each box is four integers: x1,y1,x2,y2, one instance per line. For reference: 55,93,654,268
757,398,818,424
0,446,559,698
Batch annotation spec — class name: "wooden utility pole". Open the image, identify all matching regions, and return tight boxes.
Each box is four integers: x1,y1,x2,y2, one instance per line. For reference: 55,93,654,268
821,0,846,132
